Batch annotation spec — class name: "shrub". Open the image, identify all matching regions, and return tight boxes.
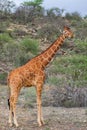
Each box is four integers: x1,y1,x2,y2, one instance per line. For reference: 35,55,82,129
3,42,20,61
0,33,12,43
37,24,60,42
0,36,39,67
65,12,82,21
0,72,8,84
15,52,35,67
74,39,87,54
48,54,87,88
20,37,39,55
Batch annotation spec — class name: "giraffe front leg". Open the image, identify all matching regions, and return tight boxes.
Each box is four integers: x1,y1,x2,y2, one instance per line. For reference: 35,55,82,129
13,113,19,127
36,84,44,126
8,108,13,127
13,107,19,127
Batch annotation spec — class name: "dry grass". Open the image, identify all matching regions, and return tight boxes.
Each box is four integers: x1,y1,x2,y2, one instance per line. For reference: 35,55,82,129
0,85,87,130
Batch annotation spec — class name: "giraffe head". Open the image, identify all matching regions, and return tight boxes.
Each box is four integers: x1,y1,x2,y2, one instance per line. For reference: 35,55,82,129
63,26,73,38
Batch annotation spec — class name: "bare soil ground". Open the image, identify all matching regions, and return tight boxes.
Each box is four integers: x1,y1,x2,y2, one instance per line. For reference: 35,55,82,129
0,85,87,130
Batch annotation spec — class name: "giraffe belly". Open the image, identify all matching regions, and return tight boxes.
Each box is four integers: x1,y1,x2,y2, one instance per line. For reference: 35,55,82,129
23,72,36,87
23,79,34,87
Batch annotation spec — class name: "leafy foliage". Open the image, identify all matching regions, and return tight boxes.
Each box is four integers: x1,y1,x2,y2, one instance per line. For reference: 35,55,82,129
48,54,87,88
0,35,39,66
0,72,8,84
65,12,82,21
0,0,15,20
23,0,43,7
0,33,12,44
47,7,64,17
21,37,39,55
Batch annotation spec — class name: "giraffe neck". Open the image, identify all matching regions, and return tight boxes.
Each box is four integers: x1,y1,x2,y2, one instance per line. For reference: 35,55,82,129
38,34,67,68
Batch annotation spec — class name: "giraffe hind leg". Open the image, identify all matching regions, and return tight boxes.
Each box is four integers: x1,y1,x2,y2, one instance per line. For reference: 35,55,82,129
8,99,14,116
8,90,19,127
13,94,20,127
8,96,13,127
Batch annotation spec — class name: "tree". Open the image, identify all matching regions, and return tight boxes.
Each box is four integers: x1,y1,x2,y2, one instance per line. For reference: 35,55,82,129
47,7,65,17
0,0,15,14
23,0,43,7
65,12,82,21
22,0,44,22
0,0,15,19
71,12,82,21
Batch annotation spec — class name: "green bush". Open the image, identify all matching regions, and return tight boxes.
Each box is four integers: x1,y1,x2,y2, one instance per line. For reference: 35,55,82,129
0,72,8,84
3,42,21,61
47,75,66,87
65,12,82,21
48,54,87,87
15,52,35,67
48,76,59,86
20,37,39,55
0,36,40,67
0,33,12,43
75,39,87,54
37,24,60,42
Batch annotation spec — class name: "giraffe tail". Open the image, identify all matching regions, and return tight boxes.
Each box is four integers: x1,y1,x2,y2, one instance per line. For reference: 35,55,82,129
7,86,10,110
7,76,10,110
8,98,10,110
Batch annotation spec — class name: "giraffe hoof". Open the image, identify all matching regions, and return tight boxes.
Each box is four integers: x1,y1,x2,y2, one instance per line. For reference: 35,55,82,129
39,123,42,127
14,123,19,127
9,123,13,127
16,125,19,127
39,121,44,127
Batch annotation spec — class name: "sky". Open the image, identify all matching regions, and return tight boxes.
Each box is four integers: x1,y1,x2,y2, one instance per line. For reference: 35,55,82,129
13,0,87,16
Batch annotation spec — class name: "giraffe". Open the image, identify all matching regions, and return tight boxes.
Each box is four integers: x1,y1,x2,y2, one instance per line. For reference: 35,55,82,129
7,26,73,127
